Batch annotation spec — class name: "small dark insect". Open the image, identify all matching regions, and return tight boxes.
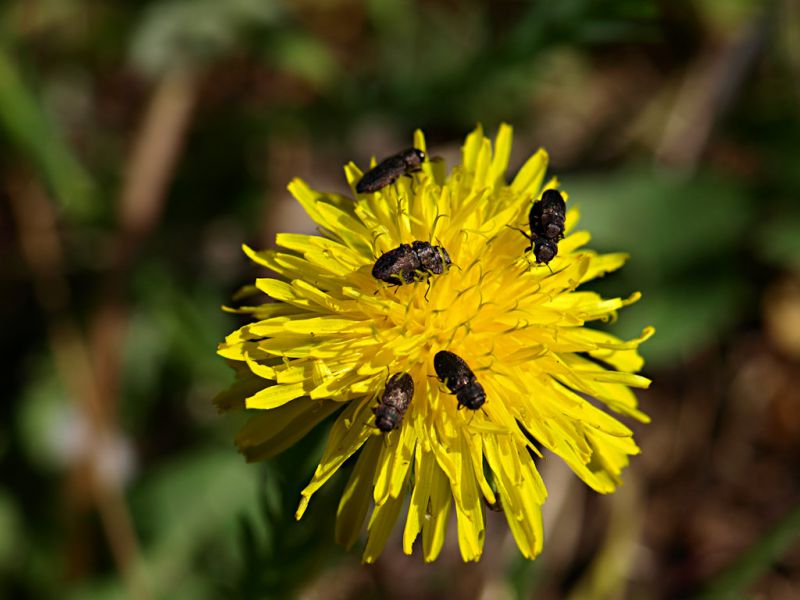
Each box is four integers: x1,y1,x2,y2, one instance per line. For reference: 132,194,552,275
522,189,567,265
356,148,426,194
372,241,451,286
374,372,414,432
433,350,486,410
529,189,567,241
531,236,559,265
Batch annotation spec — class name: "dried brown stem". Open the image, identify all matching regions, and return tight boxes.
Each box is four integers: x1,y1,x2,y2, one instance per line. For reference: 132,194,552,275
92,69,199,417
656,11,772,169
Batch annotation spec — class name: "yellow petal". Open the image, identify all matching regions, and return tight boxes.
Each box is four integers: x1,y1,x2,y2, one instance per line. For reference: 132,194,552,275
403,444,434,554
236,398,340,461
246,382,309,409
422,464,452,562
510,148,548,197
363,469,410,563
453,434,485,561
213,374,266,412
336,438,382,549
374,423,417,505
488,123,513,188
296,397,373,519
461,124,485,173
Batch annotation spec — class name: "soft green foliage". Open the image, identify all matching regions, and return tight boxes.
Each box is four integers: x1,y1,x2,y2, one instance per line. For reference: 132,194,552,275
570,167,754,365
130,0,285,75
0,48,97,217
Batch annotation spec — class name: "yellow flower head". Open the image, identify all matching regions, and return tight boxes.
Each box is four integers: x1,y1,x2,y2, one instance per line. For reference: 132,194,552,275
216,124,653,563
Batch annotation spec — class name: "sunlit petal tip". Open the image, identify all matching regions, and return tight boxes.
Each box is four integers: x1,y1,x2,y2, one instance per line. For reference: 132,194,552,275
344,162,363,189
412,129,427,152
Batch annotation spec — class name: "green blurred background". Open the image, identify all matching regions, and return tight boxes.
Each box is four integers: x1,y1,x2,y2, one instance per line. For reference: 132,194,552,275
2,0,800,598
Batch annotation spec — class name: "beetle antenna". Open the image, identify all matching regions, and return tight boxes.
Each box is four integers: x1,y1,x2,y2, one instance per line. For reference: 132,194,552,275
505,224,532,242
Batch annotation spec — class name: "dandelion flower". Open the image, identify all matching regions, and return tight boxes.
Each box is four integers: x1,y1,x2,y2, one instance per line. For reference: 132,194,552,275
216,124,653,563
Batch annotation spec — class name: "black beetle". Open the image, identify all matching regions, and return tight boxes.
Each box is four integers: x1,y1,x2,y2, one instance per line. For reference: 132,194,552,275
356,148,426,194
374,372,414,432
372,241,451,286
521,189,567,265
433,350,486,410
529,189,566,241
531,236,559,265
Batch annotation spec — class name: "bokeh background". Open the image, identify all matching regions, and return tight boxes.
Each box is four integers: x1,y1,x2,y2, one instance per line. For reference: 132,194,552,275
2,1,800,598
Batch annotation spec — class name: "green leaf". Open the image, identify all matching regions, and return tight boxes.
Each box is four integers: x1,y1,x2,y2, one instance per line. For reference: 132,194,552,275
268,32,339,90
759,214,800,269
611,277,749,368
0,488,23,571
0,47,97,218
130,449,261,597
567,166,752,282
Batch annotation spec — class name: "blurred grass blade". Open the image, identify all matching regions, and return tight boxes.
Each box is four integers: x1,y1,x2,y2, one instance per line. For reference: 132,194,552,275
700,505,800,599
0,46,97,217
